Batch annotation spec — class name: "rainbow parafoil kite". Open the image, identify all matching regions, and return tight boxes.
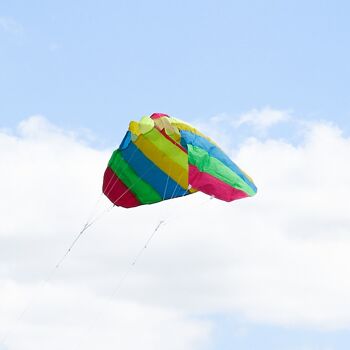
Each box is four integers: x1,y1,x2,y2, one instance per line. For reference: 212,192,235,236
103,113,257,208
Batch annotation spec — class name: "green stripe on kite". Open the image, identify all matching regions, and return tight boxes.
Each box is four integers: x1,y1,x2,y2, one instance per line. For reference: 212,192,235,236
108,150,162,204
187,145,256,196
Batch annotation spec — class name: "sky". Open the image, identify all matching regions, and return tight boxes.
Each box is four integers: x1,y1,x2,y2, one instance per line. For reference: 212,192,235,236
1,1,350,349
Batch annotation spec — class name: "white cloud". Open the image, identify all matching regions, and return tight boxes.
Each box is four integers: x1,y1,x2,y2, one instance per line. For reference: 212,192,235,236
0,17,23,35
190,107,294,155
1,114,350,349
235,106,292,131
0,281,209,350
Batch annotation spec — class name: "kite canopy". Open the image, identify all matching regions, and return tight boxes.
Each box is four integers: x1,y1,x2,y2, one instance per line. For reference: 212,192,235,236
103,113,257,208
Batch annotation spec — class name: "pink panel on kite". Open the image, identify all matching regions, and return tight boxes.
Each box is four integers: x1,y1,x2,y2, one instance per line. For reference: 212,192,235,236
189,165,248,202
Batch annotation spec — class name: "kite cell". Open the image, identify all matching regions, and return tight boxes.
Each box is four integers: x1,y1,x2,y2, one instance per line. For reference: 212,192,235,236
103,113,257,208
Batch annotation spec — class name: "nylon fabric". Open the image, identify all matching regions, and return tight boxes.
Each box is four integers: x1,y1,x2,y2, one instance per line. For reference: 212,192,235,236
102,113,257,208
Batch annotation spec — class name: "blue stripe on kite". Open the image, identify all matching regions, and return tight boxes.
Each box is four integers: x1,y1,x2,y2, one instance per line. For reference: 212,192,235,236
119,131,131,150
120,141,188,199
180,130,257,192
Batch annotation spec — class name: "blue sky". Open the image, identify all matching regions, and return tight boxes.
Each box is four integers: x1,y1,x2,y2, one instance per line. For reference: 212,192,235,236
210,317,350,350
1,0,350,144
1,1,350,350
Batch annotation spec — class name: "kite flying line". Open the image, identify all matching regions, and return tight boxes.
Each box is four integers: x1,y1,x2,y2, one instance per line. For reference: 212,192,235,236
0,147,143,346
75,190,215,349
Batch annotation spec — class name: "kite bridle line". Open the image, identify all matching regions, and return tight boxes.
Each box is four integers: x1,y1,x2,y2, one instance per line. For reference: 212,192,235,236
0,145,142,347
78,142,141,230
1,144,199,347
78,195,216,349
101,144,140,205
162,161,172,201
74,169,196,349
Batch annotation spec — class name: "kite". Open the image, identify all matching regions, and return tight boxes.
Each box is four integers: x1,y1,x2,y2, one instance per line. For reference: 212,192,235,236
103,113,257,208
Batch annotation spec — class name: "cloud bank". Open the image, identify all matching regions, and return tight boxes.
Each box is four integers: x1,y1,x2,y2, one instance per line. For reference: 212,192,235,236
235,106,292,131
1,112,350,349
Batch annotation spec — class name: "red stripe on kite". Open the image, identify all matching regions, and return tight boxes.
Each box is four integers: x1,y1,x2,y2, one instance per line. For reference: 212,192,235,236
102,167,141,208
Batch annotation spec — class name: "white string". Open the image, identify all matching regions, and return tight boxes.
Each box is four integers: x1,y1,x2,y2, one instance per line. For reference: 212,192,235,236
79,193,215,349
0,148,142,347
0,194,110,346
1,143,214,347
75,174,202,347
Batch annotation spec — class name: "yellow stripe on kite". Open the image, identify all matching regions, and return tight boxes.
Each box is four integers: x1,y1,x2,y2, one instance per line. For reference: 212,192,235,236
134,129,189,190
